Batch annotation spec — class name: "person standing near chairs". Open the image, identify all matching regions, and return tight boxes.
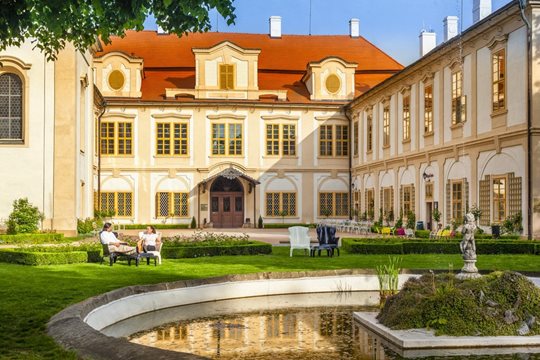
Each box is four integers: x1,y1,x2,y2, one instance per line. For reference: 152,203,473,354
100,222,136,255
138,225,161,252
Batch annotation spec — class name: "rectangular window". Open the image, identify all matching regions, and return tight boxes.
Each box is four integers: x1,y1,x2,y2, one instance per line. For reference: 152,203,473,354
451,71,465,124
99,192,133,217
319,124,348,157
353,121,359,156
402,186,412,215
425,183,433,199
336,125,349,156
266,124,296,156
424,85,433,133
452,181,463,221
492,177,506,223
402,96,410,141
367,115,373,152
219,64,234,90
319,125,333,156
282,124,296,156
383,107,390,147
212,123,242,156
156,122,188,156
319,192,349,217
100,122,115,155
100,122,132,156
265,192,297,217
156,192,189,217
492,49,506,112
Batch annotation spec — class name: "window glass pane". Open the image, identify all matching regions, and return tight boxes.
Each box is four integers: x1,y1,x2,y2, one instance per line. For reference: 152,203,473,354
223,197,231,212
235,197,243,212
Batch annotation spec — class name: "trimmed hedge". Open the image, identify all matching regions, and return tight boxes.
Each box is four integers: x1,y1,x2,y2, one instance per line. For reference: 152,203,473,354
0,250,88,265
342,238,539,255
0,233,64,245
161,241,272,258
124,224,190,230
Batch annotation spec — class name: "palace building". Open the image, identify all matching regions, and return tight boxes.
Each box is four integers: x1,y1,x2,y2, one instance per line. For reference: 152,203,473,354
0,0,539,237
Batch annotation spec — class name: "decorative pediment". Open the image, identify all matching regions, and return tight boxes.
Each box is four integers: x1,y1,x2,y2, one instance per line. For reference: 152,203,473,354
487,34,508,50
192,41,261,57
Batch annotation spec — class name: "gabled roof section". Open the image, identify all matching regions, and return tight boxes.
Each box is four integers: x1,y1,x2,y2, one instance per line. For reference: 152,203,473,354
192,40,261,56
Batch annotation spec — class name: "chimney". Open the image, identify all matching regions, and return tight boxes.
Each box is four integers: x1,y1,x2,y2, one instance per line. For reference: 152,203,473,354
269,16,282,38
443,16,459,42
349,18,360,38
157,26,167,34
473,0,492,23
419,30,436,57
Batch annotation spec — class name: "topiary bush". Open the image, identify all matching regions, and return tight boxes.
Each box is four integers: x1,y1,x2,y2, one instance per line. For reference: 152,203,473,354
7,198,44,234
378,271,540,336
190,216,197,229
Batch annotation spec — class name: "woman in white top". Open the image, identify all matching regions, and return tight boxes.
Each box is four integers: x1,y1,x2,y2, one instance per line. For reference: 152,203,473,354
138,225,161,252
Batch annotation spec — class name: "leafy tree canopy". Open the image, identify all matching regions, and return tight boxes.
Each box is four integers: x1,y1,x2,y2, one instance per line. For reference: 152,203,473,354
0,0,236,60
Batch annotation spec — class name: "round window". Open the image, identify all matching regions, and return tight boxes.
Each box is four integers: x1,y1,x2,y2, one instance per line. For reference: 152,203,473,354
108,70,125,91
325,74,341,94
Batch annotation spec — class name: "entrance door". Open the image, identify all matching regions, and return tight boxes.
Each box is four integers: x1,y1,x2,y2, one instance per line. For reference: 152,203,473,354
426,202,433,230
210,177,244,228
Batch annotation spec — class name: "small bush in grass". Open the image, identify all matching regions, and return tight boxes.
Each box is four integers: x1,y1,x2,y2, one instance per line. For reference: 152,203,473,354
77,218,96,235
415,230,431,238
258,215,263,229
7,198,44,234
190,216,197,229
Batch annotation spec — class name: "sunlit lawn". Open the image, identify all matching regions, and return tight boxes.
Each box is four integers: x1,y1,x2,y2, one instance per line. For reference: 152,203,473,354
2,246,540,359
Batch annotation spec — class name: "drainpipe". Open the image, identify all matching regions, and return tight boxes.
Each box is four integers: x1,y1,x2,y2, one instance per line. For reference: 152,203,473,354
518,0,532,239
345,109,353,220
95,90,106,213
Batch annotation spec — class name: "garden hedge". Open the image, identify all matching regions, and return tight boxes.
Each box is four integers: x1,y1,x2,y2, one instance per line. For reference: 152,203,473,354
0,249,88,265
161,241,272,258
123,224,190,230
0,233,64,245
263,223,316,229
342,238,539,255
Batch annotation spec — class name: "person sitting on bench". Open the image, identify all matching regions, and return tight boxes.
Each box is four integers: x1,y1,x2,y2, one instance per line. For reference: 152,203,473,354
100,222,136,255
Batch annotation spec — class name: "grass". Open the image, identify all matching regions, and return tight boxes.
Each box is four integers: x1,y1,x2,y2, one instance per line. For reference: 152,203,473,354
3,246,540,359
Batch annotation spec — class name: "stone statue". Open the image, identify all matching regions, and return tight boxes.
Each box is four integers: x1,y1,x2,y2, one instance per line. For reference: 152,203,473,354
460,212,477,260
456,212,481,279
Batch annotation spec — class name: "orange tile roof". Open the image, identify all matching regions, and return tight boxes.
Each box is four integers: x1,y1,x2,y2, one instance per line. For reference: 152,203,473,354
97,30,403,103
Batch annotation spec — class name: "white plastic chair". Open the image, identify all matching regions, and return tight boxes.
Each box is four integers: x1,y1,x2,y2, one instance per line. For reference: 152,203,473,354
288,226,312,257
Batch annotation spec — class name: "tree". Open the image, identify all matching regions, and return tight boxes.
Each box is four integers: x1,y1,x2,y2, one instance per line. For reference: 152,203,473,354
7,198,44,234
0,0,236,60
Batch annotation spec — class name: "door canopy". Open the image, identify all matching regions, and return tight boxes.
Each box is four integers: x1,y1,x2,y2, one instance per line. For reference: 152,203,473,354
199,167,260,193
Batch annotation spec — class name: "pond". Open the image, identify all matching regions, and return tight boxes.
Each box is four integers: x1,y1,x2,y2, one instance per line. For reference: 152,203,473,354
102,292,540,359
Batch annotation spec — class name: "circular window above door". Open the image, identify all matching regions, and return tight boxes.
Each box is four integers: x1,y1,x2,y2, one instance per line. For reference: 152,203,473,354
108,70,125,91
325,74,341,94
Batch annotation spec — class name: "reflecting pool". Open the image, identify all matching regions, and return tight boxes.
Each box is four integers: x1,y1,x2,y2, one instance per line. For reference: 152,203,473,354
102,292,540,359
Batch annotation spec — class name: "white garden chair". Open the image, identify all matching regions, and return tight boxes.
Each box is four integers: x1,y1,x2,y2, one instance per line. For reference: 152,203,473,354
288,226,312,257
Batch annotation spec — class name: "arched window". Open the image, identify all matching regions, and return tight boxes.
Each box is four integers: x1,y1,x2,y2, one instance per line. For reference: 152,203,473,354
0,73,23,141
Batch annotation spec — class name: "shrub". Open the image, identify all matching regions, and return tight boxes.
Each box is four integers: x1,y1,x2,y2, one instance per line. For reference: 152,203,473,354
406,211,416,230
161,241,272,258
0,233,64,245
402,241,459,254
123,224,190,230
0,249,89,265
415,230,431,238
190,216,197,229
263,223,316,229
258,215,263,229
77,218,96,235
7,198,44,234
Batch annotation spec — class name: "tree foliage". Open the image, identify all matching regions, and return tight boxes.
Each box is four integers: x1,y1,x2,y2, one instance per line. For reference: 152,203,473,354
0,0,236,60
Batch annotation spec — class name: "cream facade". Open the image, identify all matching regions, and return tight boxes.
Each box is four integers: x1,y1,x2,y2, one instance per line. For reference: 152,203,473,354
349,1,539,238
0,41,99,235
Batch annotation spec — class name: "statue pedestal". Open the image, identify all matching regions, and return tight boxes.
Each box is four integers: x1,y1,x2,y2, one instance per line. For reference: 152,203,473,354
456,259,481,280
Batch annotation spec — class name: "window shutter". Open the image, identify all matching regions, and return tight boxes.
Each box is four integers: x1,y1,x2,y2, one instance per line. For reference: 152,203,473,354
508,172,522,216
411,186,416,214
390,187,394,216
226,65,234,89
155,193,159,218
446,182,451,224
479,176,491,226
219,65,227,90
400,186,404,217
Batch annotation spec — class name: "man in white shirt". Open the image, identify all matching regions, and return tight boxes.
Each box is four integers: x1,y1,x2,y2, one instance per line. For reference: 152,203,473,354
100,222,136,255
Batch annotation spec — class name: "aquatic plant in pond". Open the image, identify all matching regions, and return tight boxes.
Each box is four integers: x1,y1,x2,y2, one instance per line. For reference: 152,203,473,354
376,256,402,307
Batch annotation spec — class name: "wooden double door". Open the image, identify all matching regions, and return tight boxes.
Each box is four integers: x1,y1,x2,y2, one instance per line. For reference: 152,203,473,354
210,192,244,228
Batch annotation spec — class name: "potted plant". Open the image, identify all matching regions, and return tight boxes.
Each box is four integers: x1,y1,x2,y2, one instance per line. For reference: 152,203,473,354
432,208,441,228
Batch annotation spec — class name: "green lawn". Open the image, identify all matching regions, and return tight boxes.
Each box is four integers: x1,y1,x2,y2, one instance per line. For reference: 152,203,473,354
3,246,540,359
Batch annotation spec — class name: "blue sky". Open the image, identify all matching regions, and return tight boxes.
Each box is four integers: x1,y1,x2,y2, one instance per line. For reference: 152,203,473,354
144,0,511,65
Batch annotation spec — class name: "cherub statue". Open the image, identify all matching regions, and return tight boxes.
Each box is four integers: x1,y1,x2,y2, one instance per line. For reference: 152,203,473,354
460,212,477,260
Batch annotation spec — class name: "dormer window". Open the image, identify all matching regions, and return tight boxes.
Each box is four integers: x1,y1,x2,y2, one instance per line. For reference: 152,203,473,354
219,64,235,90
